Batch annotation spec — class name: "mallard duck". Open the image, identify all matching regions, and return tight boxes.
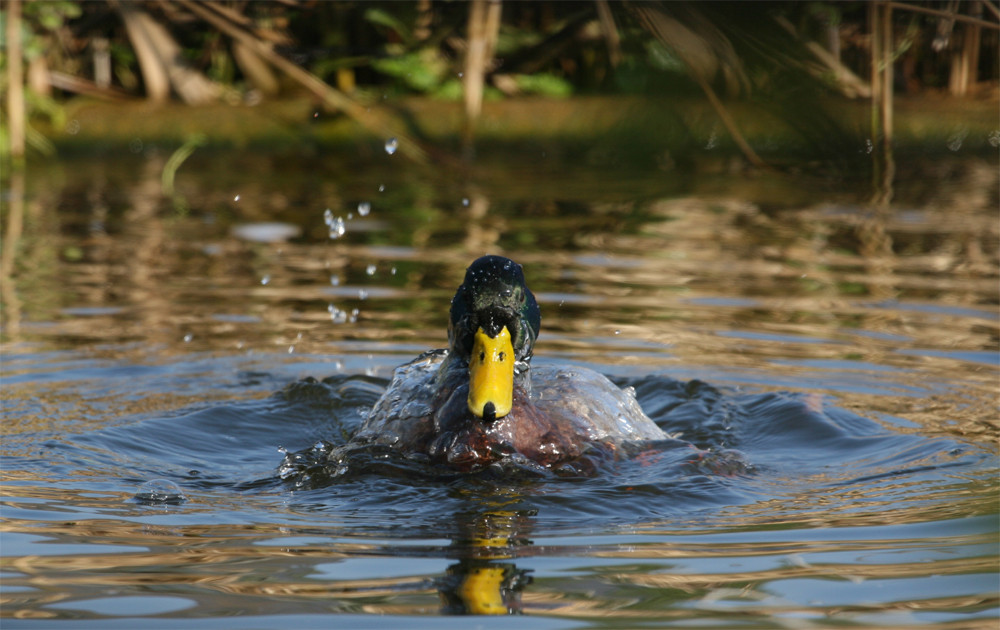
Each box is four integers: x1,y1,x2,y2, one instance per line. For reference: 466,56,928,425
352,255,669,473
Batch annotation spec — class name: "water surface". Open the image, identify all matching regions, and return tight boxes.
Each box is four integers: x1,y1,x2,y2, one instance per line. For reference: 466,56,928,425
2,150,998,627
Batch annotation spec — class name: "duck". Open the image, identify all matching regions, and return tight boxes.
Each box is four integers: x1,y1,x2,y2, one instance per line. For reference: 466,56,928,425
351,255,670,474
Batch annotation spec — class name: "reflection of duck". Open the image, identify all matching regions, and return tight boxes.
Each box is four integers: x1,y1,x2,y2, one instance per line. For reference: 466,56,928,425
439,509,533,615
353,255,667,473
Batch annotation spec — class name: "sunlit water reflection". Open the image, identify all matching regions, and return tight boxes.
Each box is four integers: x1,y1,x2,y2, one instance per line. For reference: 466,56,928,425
1,152,997,627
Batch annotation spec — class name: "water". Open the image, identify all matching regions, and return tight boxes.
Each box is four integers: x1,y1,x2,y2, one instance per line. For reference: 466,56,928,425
1,150,998,628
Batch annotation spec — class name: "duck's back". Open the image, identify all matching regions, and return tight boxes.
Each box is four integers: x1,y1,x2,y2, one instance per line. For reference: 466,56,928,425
528,364,666,443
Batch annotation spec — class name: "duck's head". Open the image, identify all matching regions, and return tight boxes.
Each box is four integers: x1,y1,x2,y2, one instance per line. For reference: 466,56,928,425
449,255,541,422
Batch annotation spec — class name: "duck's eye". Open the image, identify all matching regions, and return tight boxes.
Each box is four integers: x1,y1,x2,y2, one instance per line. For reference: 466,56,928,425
498,351,506,361
479,351,486,362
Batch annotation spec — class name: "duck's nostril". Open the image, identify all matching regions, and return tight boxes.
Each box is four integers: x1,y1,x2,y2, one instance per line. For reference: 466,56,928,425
483,401,497,422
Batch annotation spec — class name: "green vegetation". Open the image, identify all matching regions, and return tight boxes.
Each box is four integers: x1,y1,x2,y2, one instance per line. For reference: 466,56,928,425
2,1,997,166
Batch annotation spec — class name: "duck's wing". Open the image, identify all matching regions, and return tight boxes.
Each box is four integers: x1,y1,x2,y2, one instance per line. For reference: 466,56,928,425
529,364,666,443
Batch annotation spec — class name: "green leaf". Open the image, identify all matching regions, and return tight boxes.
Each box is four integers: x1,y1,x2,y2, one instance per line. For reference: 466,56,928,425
364,8,411,44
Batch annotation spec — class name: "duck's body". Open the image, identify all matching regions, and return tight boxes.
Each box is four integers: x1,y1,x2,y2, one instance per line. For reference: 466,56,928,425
352,256,668,473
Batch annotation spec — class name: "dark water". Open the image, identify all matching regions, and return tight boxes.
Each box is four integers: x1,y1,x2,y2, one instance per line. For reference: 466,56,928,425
2,148,998,627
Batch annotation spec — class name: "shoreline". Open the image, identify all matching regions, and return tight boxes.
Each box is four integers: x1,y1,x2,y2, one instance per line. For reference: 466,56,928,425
34,93,1000,161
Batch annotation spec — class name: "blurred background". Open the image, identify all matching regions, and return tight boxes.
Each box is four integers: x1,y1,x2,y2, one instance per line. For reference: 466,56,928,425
2,0,997,346
2,0,997,158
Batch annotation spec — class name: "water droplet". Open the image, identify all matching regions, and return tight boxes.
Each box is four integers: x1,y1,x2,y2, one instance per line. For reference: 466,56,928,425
947,129,967,152
260,275,271,285
358,201,371,216
384,137,398,155
350,308,360,323
614,329,621,335
234,194,241,202
329,304,347,324
134,479,186,504
462,197,470,207
366,264,377,276
183,333,193,343
323,208,334,225
328,216,346,239
329,274,340,286
358,289,368,300
378,184,385,192
390,266,397,275
288,345,295,354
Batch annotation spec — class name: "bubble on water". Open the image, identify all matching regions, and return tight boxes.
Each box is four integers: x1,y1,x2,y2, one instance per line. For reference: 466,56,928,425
134,479,187,505
323,208,334,225
328,216,346,239
260,274,270,285
358,289,368,300
384,137,398,155
366,264,377,276
183,333,193,343
462,197,470,207
378,184,385,193
390,266,397,275
234,194,241,202
358,201,371,216
329,274,340,286
350,308,360,323
614,329,621,335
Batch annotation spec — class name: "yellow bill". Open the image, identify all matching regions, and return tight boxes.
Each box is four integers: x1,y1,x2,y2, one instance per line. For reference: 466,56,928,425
468,326,514,420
